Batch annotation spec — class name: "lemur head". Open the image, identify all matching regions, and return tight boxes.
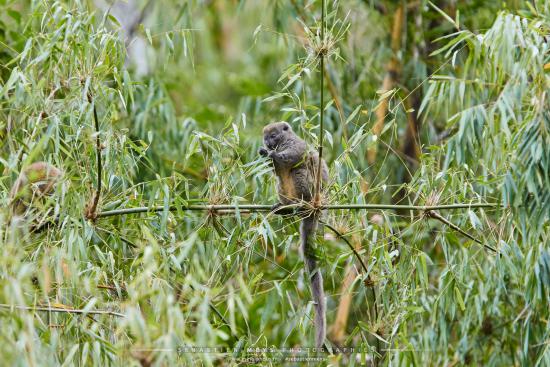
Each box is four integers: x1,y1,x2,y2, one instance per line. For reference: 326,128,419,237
263,121,293,149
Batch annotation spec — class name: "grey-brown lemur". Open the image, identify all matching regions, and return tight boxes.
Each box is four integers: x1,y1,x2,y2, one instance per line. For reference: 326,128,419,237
259,121,329,348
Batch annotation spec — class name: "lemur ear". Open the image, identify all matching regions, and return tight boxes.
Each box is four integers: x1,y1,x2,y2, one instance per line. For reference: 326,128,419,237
283,123,290,131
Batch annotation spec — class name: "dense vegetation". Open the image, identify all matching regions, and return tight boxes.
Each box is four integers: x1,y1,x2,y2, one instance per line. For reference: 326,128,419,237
0,0,548,365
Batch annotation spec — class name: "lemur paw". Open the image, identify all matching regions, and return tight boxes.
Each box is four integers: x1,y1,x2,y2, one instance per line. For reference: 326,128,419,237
268,150,279,159
259,147,269,157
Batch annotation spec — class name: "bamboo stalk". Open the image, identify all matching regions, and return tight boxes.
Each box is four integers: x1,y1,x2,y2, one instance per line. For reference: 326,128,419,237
97,202,500,218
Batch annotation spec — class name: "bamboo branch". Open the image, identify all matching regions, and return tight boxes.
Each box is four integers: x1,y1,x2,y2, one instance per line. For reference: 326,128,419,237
0,304,125,318
97,203,500,218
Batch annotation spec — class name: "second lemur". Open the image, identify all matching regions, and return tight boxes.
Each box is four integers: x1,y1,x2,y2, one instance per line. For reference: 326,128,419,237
259,121,328,348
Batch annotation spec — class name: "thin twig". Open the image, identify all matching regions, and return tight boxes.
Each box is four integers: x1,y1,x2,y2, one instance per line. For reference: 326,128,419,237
367,4,404,164
289,0,346,141
321,220,379,331
324,63,347,140
97,284,126,292
314,0,326,205
85,91,102,220
188,284,239,341
320,220,368,274
127,0,154,41
0,304,125,318
425,210,497,252
97,203,501,218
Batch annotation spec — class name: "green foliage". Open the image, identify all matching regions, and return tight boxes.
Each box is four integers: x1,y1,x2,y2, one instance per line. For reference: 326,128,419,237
0,0,548,366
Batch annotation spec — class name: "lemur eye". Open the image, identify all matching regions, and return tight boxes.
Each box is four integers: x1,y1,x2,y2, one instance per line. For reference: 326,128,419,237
271,134,276,139
283,125,289,131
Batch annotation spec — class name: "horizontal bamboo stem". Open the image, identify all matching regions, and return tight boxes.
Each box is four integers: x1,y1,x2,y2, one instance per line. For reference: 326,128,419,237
0,304,125,318
97,203,501,218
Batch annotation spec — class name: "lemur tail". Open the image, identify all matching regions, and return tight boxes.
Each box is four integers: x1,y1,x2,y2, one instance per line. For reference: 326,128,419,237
300,213,326,349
